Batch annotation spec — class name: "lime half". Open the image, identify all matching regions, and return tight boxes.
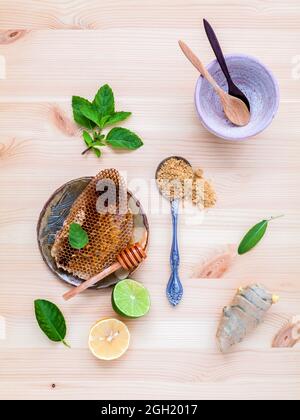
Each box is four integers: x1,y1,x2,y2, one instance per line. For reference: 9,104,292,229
112,279,151,318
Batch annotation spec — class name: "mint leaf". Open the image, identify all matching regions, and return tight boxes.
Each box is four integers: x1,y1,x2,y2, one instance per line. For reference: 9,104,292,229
92,140,105,147
106,127,143,150
34,299,70,348
69,223,89,249
72,96,96,129
92,147,101,158
93,84,114,119
104,112,132,127
73,85,143,158
83,130,93,147
100,115,111,128
79,102,101,127
93,133,105,142
82,132,105,156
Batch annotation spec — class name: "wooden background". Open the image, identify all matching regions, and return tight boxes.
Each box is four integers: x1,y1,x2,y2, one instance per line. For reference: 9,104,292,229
0,0,300,400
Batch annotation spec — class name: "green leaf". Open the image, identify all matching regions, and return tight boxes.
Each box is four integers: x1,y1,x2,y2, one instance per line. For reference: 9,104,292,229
238,220,268,255
103,111,132,127
79,102,101,127
93,131,105,141
93,133,105,142
92,140,105,147
100,115,111,128
92,147,101,158
93,84,114,119
83,130,93,147
238,215,284,255
34,299,70,347
106,127,143,150
69,222,89,249
72,96,96,129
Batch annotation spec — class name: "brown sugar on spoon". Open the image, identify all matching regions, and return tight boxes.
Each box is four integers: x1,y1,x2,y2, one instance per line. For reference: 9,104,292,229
156,159,216,209
156,157,194,201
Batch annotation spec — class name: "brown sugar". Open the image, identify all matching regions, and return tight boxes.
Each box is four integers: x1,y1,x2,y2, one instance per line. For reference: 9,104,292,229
156,158,194,201
156,158,216,209
204,180,217,208
192,168,217,209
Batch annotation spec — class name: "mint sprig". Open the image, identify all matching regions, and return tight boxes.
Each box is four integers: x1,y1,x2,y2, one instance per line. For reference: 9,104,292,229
72,84,143,157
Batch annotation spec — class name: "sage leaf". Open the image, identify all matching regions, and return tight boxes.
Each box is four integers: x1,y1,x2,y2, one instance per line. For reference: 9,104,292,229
93,84,114,119
72,96,96,130
34,299,70,348
69,222,89,249
238,215,284,255
83,130,93,147
106,127,143,150
104,111,132,127
238,220,268,255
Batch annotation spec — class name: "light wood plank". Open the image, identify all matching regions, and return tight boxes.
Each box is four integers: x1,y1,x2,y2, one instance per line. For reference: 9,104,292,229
0,0,299,401
0,0,300,30
0,28,300,101
0,349,299,400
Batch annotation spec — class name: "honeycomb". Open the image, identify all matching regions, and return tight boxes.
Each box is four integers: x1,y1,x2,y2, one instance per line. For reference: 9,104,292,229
51,169,134,280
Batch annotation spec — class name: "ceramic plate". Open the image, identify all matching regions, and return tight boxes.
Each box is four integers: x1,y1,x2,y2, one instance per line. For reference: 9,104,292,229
37,177,149,289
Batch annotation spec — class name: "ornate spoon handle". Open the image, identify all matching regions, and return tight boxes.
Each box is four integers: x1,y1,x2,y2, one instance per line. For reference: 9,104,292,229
166,200,183,306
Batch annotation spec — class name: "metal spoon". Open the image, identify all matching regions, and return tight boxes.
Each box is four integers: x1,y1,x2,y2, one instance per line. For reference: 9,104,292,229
179,40,250,127
203,19,250,111
156,156,192,306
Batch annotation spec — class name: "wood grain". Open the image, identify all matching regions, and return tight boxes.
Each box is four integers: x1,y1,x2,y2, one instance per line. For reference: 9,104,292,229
0,0,300,401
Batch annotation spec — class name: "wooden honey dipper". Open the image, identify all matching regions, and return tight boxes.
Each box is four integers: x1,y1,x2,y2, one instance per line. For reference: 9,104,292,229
63,242,147,300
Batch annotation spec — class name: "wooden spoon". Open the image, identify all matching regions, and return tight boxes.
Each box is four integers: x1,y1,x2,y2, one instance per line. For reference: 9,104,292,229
178,40,250,127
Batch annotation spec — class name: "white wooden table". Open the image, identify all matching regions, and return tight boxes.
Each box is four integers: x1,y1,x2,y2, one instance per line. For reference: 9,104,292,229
0,0,299,400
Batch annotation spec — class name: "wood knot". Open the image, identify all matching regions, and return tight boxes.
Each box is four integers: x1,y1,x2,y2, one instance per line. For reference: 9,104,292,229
52,106,77,137
0,30,28,45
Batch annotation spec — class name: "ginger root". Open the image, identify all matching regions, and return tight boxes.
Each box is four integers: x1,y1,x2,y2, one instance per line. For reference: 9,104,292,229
216,284,278,353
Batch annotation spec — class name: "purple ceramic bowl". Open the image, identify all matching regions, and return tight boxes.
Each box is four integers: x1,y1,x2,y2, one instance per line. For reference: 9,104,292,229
195,54,280,140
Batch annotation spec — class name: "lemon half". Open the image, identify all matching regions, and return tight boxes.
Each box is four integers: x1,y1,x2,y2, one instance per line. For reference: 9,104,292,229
88,318,130,361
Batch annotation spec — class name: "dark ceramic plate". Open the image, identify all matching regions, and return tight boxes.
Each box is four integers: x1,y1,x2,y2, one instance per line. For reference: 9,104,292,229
37,177,149,289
